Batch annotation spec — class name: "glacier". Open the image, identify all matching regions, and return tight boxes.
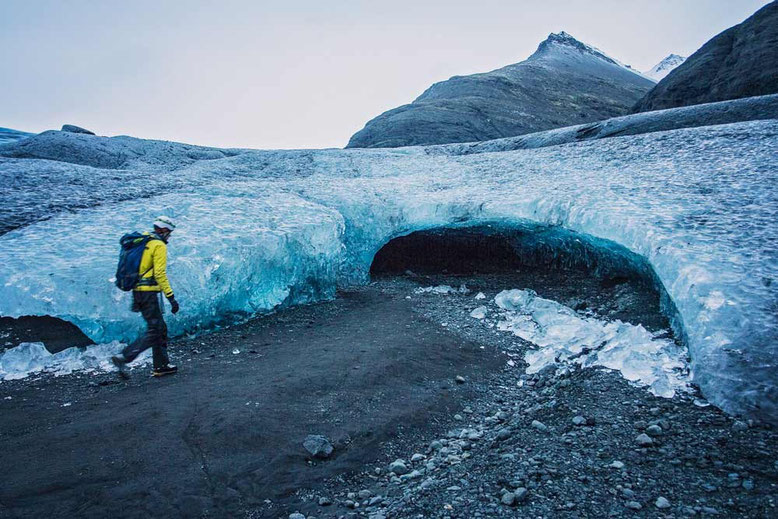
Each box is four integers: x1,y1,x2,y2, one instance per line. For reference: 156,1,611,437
0,111,776,422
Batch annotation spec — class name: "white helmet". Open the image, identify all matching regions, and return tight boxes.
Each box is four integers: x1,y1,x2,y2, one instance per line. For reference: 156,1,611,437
154,215,176,231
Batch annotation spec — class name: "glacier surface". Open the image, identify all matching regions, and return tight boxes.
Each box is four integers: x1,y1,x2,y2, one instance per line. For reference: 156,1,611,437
0,117,776,421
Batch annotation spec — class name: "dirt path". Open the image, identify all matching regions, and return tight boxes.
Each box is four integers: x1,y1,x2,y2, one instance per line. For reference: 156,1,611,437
0,287,504,518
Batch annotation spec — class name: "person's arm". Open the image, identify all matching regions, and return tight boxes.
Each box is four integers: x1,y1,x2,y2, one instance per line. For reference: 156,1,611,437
152,242,174,298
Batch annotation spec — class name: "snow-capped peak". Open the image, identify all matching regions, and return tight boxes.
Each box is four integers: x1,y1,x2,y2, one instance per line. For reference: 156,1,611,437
644,54,687,81
535,31,618,65
533,32,652,80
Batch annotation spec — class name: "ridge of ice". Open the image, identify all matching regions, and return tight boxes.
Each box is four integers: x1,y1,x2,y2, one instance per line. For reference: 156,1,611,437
493,289,690,398
0,117,776,420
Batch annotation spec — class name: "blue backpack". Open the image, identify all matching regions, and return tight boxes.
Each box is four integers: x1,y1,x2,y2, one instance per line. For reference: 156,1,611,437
115,232,157,291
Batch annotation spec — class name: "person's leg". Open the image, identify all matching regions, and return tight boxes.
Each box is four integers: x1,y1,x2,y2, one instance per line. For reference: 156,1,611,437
149,293,170,368
120,292,167,366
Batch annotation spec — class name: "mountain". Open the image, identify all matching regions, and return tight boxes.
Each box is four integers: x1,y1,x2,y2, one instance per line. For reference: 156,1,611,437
0,127,34,144
346,32,655,148
644,54,687,81
634,1,778,112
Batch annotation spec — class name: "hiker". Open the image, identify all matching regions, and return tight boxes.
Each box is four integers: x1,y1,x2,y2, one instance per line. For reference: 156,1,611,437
112,216,180,377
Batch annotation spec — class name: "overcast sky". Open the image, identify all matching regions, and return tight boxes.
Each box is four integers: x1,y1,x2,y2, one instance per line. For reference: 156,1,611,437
0,0,771,149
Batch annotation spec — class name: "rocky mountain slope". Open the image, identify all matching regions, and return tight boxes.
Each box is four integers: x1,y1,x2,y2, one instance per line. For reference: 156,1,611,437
346,32,655,148
634,1,778,112
643,54,686,81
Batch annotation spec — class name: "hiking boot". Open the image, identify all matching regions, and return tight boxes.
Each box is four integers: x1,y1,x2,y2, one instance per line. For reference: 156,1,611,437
152,364,178,377
111,355,130,380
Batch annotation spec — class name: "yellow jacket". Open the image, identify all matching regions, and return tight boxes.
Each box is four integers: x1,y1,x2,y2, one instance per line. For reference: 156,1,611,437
133,232,174,298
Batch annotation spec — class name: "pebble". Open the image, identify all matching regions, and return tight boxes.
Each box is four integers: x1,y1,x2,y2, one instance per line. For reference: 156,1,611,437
626,501,642,510
389,459,409,475
742,479,754,490
455,376,466,384
636,433,654,447
572,415,587,426
318,496,332,506
646,424,663,436
289,513,305,519
656,496,671,509
358,489,372,499
411,453,425,462
531,420,548,432
496,428,512,441
732,421,748,432
400,470,422,482
501,492,516,506
609,461,625,469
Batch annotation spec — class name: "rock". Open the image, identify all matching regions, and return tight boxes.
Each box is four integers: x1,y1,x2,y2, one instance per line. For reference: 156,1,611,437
303,435,334,459
400,470,422,481
646,424,663,436
358,489,372,499
61,124,95,135
633,2,778,112
318,496,332,506
636,433,654,447
626,501,642,510
289,513,306,519
742,479,754,490
531,420,548,432
732,420,748,432
501,492,516,506
389,459,409,475
656,496,671,509
411,453,425,462
572,415,587,426
455,375,466,384
496,428,512,441
514,487,528,502
429,440,443,451
609,461,625,469
701,506,720,515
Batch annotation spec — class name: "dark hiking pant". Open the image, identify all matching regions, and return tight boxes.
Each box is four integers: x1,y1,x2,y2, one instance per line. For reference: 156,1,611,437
121,291,170,369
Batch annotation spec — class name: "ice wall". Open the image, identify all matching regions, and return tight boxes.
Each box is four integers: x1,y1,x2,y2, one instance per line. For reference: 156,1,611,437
0,119,776,422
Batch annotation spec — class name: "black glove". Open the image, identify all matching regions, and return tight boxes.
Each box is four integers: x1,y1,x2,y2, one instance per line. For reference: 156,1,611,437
167,295,180,314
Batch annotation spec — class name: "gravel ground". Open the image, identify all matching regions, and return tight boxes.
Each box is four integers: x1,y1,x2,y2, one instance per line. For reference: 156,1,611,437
269,272,778,519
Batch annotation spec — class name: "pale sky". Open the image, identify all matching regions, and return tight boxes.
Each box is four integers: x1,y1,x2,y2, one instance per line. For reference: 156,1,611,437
0,0,771,149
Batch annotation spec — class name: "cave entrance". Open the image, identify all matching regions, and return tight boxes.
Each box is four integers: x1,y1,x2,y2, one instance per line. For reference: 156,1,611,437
370,224,675,333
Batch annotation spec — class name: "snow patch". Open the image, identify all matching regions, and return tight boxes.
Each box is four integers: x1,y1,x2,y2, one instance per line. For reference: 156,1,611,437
644,54,687,81
0,341,147,381
493,289,690,398
414,285,470,295
470,306,488,319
